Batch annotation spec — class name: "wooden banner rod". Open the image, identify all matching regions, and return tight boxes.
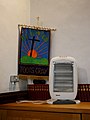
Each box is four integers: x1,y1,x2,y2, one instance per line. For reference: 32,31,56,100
18,24,56,31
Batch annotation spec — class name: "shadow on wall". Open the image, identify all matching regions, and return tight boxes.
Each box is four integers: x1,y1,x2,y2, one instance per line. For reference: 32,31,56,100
78,67,88,84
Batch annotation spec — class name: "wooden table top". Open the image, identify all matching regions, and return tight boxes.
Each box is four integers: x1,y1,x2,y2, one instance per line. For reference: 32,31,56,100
0,102,90,114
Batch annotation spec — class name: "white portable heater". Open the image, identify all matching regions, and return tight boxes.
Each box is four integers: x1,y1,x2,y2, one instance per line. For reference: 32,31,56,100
49,56,78,100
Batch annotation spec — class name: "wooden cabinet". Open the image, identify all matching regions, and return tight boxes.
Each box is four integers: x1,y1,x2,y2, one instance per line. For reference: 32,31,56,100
0,102,90,120
0,110,2,120
82,114,90,120
0,110,7,120
6,110,80,120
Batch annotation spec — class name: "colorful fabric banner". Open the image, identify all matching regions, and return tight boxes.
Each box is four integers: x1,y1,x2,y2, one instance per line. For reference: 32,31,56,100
18,27,50,79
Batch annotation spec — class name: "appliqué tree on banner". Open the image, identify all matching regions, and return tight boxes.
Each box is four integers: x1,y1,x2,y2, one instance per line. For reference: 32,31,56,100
18,27,50,78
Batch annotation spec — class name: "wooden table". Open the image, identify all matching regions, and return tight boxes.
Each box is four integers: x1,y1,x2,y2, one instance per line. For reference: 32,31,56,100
0,102,90,120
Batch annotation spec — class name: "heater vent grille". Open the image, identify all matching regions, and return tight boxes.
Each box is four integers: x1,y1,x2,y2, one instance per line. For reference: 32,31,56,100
53,63,73,92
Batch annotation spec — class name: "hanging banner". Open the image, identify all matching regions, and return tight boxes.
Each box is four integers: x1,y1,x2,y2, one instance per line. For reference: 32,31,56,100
18,27,50,79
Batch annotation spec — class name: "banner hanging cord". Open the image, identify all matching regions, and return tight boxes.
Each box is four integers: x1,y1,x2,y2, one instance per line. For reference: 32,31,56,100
18,24,56,31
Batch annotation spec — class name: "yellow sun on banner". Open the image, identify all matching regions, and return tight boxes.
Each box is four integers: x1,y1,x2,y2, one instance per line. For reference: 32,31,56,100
27,50,38,58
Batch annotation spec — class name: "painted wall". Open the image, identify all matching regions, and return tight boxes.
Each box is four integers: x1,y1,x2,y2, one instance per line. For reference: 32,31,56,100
0,0,90,92
30,0,90,84
0,0,30,91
